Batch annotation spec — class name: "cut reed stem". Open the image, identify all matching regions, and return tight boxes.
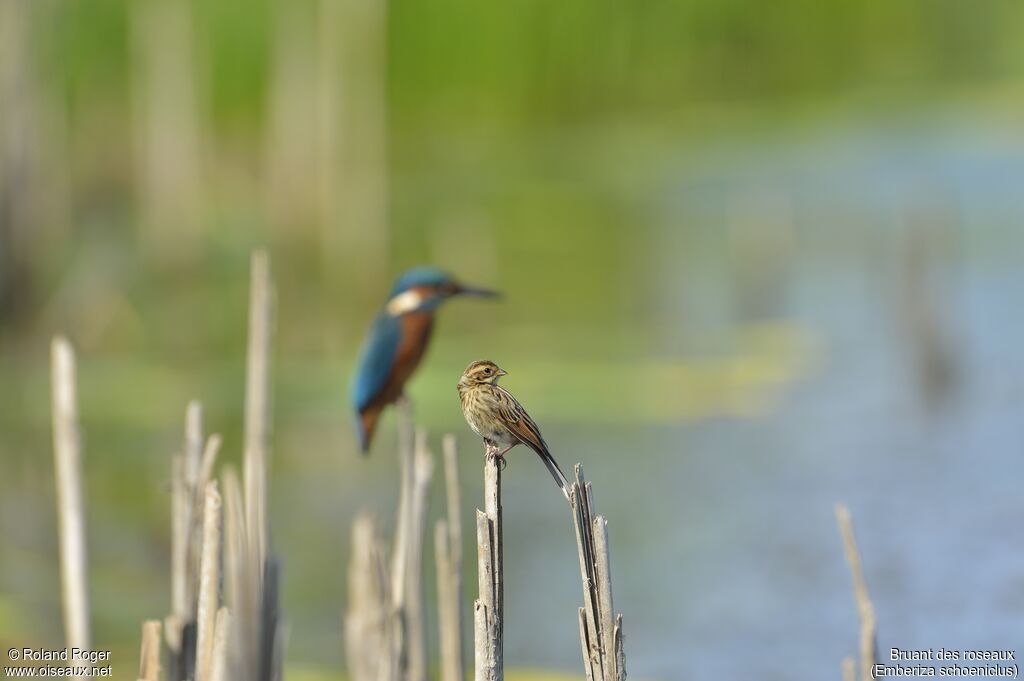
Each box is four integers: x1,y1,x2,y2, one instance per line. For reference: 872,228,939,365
137,620,162,681
216,251,281,681
244,250,272,575
405,431,434,681
435,435,465,681
473,454,502,681
168,400,207,681
835,503,877,681
50,337,91,677
208,607,231,681
195,482,222,681
345,513,390,681
570,464,625,681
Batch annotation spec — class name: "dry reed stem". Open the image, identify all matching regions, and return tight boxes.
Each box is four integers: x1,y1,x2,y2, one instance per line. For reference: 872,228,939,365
184,403,204,613
195,482,222,681
571,465,625,681
208,608,231,681
221,468,246,623
168,401,206,681
405,431,434,681
436,435,465,681
244,250,272,575
197,434,223,507
472,600,490,681
442,436,463,568
434,523,456,681
219,250,282,681
577,609,594,681
344,513,390,681
185,403,204,603
137,620,162,681
222,466,257,681
473,454,502,681
50,337,91,672
167,453,187,663
593,517,616,679
391,397,415,606
261,560,284,681
375,398,418,681
835,504,877,681
346,423,434,681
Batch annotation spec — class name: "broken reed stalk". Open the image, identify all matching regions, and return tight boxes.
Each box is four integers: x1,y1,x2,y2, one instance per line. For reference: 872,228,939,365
230,250,282,681
474,454,502,681
208,607,231,681
378,398,416,681
571,465,625,681
244,250,272,574
344,421,439,681
344,513,391,681
137,620,162,681
435,435,465,681
835,504,877,681
168,401,205,680
126,251,271,681
167,401,222,681
50,337,91,678
195,482,222,681
222,467,252,677
390,397,416,604
405,431,435,681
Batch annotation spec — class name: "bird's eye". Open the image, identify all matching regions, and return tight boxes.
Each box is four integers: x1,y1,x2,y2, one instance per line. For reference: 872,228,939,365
483,367,492,375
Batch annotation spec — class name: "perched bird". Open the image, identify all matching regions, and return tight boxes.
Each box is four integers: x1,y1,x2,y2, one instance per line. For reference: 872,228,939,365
458,359,570,500
352,267,498,453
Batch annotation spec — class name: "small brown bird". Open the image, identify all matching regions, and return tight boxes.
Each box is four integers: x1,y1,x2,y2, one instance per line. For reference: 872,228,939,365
458,359,570,500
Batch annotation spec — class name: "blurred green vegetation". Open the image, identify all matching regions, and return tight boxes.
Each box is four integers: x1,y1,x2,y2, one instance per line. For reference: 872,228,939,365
5,0,1024,340
35,0,1024,128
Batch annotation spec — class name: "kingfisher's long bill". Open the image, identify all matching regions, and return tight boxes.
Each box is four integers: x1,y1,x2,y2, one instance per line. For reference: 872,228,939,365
351,267,499,454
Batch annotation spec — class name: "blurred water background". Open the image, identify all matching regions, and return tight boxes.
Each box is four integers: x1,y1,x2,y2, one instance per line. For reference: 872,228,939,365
2,1,1024,679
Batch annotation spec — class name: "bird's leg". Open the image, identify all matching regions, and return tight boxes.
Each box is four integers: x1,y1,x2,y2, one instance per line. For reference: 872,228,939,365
495,445,512,471
483,441,509,471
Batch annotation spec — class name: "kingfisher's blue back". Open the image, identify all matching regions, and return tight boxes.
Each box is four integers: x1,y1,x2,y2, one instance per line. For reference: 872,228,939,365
352,312,401,416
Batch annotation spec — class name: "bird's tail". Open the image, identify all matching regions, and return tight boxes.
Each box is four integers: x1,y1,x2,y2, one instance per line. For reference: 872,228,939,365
534,445,571,501
355,408,381,456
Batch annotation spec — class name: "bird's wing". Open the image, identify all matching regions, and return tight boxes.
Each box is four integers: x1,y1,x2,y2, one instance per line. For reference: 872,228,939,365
351,313,401,448
494,385,570,500
352,311,399,450
493,385,548,452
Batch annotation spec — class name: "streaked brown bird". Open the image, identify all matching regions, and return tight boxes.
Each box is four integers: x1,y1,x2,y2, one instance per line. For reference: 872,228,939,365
457,359,570,500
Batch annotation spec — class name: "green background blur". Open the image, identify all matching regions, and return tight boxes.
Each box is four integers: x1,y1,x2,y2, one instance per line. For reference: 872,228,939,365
3,0,1024,679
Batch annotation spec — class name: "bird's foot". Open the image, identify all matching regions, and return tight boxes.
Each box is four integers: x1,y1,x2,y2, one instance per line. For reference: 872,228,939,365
484,444,509,471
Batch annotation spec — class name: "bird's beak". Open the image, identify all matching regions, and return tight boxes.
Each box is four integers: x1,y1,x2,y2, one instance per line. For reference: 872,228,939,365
497,368,508,377
453,283,500,299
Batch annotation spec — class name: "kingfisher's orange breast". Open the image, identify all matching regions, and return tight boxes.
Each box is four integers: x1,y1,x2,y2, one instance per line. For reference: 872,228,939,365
381,311,434,404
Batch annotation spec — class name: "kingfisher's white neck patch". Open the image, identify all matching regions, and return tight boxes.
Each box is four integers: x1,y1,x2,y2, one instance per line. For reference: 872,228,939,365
386,288,425,316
